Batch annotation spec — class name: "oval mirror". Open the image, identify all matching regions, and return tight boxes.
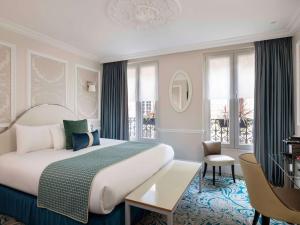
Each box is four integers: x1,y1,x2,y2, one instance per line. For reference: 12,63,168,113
169,71,192,113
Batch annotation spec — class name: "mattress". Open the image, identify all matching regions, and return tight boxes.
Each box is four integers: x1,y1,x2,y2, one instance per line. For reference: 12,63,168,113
0,138,174,215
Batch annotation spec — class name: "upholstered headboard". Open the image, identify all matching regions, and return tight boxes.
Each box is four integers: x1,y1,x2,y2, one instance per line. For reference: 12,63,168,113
0,104,77,155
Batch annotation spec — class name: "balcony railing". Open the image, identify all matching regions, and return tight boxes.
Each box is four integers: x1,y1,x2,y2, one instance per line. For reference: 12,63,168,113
129,117,155,139
210,118,253,145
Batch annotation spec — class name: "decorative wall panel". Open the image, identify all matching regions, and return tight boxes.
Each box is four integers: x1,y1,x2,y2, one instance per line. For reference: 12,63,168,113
76,66,99,120
0,43,12,125
30,52,67,107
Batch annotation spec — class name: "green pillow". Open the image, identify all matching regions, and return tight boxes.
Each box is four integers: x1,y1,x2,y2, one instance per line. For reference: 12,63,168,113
63,119,88,149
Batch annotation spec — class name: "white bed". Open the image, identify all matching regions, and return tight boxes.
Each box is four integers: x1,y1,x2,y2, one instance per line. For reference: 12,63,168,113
0,104,174,215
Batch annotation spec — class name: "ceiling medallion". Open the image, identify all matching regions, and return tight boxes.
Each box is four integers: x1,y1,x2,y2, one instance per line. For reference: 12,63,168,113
107,0,182,29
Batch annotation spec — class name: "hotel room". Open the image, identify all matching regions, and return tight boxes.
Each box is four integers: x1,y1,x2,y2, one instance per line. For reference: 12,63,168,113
0,0,299,225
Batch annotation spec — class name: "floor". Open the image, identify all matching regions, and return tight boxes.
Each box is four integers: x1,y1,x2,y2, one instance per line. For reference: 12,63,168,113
0,175,287,225
136,175,287,225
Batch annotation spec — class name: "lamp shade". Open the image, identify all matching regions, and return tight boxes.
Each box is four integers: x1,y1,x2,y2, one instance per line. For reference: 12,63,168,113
87,83,96,92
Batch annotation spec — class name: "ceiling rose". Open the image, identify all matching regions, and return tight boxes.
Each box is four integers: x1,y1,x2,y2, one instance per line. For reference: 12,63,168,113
107,0,182,29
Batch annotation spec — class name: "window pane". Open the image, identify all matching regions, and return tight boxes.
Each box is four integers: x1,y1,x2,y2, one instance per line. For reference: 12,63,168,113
127,67,137,140
140,64,157,139
208,56,231,144
210,99,230,144
208,56,230,99
237,53,254,145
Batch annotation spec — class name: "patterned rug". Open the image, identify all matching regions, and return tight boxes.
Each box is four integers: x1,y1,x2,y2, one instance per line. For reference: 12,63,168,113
137,175,288,225
0,175,288,225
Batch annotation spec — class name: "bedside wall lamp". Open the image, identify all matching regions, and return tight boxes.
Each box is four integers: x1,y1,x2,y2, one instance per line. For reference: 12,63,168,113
87,82,96,92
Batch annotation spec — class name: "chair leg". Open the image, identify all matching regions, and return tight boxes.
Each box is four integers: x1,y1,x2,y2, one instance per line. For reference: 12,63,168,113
203,163,207,178
252,210,260,225
219,166,221,176
261,215,270,225
213,166,216,185
231,164,236,183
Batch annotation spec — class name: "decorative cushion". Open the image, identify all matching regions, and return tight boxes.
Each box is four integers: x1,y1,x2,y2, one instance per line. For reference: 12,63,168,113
204,154,235,166
16,124,54,154
63,119,88,149
72,130,100,151
50,124,66,150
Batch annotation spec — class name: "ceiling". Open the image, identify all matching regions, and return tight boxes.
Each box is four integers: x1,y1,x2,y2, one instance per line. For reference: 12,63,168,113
0,0,300,62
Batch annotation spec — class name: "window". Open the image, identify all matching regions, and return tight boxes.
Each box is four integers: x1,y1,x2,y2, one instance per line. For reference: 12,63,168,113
127,62,158,141
206,49,255,149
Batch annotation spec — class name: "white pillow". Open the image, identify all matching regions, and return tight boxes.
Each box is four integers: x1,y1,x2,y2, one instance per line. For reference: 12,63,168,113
50,124,66,150
16,124,54,154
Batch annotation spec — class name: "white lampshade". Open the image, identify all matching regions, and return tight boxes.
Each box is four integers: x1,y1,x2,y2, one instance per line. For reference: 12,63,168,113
87,83,96,92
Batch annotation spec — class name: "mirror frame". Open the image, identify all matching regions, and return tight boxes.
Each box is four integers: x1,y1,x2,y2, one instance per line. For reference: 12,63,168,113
169,70,193,113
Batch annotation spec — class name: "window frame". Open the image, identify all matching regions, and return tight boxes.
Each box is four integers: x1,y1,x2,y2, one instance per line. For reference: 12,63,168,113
127,61,159,142
204,48,254,150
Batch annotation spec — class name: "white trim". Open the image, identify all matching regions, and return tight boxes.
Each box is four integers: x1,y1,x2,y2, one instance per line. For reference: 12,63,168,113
158,128,205,135
169,70,192,113
0,18,100,62
75,64,101,121
0,40,16,126
297,42,300,126
27,50,68,108
100,29,291,63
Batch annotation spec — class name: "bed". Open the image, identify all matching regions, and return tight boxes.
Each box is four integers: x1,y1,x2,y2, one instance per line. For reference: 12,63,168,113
0,104,174,225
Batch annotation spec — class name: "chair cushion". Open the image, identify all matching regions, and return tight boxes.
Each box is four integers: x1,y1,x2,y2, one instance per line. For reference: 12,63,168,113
204,154,235,166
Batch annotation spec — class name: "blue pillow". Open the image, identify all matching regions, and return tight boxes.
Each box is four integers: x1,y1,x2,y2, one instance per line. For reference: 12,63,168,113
72,130,100,151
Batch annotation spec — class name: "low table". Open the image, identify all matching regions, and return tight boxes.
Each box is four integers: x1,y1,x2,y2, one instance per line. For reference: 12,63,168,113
125,160,202,225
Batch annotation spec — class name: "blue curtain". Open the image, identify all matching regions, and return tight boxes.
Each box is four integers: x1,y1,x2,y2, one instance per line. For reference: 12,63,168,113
254,37,295,185
101,61,129,140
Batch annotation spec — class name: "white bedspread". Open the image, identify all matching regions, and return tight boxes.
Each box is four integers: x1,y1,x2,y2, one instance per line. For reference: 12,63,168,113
0,139,174,214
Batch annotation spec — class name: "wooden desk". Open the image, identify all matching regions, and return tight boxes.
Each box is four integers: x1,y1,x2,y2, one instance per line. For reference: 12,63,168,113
125,160,202,225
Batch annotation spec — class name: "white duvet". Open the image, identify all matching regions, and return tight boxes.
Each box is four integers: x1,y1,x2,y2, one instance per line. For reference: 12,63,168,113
0,139,174,214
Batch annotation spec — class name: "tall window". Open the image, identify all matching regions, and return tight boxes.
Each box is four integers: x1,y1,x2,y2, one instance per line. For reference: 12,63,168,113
127,62,158,141
206,49,255,149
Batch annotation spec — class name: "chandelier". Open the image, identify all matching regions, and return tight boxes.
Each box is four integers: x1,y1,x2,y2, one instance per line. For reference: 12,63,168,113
107,0,182,29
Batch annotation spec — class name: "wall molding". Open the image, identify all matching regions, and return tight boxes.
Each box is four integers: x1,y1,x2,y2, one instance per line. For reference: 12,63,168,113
75,64,101,121
27,50,68,108
0,18,100,62
158,128,205,134
0,40,16,127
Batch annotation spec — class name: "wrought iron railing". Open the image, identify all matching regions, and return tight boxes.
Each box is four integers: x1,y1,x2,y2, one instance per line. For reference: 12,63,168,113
210,118,253,145
129,117,155,139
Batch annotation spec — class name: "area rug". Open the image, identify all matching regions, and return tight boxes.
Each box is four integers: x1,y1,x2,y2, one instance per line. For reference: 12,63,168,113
137,175,287,225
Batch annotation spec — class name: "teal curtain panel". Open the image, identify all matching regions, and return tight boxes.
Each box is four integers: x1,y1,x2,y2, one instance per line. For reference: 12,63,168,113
100,61,129,140
254,37,295,185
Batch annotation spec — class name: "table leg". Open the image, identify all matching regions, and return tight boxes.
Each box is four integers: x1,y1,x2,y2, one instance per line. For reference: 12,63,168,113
125,201,131,225
167,212,173,225
198,167,202,193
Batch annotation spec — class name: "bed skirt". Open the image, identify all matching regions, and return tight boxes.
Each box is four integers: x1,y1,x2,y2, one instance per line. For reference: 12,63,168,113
0,185,145,225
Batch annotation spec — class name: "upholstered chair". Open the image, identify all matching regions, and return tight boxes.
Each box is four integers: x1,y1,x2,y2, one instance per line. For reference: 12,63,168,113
202,141,235,185
240,153,300,225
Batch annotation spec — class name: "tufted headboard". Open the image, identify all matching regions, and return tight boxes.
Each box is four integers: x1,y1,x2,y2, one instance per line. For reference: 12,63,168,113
0,104,77,155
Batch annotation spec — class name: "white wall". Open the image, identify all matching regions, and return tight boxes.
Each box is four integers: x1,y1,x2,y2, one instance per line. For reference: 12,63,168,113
130,43,254,176
0,26,100,121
